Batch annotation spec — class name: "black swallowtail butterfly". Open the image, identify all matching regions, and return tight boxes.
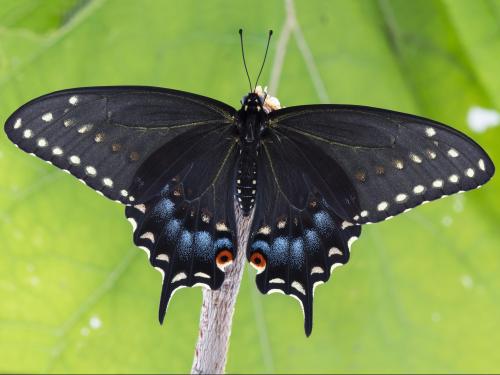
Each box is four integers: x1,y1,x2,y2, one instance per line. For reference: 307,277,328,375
3,30,495,336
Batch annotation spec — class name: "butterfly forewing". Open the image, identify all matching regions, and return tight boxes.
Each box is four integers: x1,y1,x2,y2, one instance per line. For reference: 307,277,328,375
270,105,495,224
4,86,236,204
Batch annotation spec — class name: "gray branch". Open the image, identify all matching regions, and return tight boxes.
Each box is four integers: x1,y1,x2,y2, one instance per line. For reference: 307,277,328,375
191,204,254,374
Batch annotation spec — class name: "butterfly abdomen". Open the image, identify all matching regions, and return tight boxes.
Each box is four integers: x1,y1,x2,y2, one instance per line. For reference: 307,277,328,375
236,145,257,215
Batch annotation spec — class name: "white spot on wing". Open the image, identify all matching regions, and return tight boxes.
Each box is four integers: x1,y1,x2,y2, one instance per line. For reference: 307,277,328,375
64,119,74,127
447,148,459,158
23,129,33,138
478,159,485,171
78,124,94,134
258,225,271,235
291,281,306,295
14,118,22,129
360,210,368,217
377,201,388,211
341,221,353,229
194,272,210,279
216,221,229,232
69,155,80,165
42,112,53,122
448,174,459,183
269,278,285,284
393,159,404,169
69,95,79,105
310,266,324,275
172,272,187,283
425,127,436,137
277,219,286,229
156,254,169,262
37,138,48,147
413,185,425,194
432,179,444,188
140,231,155,243
85,166,97,176
409,153,422,163
52,147,63,156
120,189,128,197
465,168,475,178
329,247,342,257
102,177,113,187
134,204,146,213
395,193,408,203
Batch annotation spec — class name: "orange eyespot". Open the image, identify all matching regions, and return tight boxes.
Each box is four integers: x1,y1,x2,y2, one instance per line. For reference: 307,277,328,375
216,249,234,270
250,251,267,273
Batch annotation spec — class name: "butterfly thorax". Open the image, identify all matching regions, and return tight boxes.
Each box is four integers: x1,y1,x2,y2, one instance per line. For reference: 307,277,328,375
235,93,268,215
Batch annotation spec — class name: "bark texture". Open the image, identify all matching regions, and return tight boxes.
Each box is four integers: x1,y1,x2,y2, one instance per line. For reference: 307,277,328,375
191,205,253,374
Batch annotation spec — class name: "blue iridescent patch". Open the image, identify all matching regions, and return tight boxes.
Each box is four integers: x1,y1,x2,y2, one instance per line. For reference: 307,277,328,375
214,237,233,250
304,229,321,253
313,210,334,236
165,219,181,240
153,197,175,218
251,239,271,254
290,237,305,268
178,230,194,259
194,231,213,260
271,236,288,264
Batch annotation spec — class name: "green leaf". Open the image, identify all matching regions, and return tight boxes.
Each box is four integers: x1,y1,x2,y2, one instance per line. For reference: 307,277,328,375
1,0,498,373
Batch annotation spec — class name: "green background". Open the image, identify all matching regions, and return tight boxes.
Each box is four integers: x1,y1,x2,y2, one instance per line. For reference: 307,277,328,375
1,0,499,373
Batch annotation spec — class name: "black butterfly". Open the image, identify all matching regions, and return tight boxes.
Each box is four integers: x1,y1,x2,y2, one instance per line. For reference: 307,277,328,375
3,30,495,336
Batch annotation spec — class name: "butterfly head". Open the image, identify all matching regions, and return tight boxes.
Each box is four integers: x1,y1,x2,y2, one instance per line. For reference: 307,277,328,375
237,92,268,144
241,92,264,111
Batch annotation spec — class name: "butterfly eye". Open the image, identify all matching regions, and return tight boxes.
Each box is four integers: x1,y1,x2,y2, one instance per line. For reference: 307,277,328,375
249,251,267,273
216,249,234,271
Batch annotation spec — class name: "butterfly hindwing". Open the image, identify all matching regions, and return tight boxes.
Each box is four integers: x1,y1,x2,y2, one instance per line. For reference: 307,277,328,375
270,105,495,224
125,127,239,322
4,86,236,204
248,130,361,335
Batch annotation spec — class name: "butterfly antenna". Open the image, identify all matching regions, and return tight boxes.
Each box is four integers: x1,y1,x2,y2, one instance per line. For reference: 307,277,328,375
254,30,273,90
239,29,253,92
